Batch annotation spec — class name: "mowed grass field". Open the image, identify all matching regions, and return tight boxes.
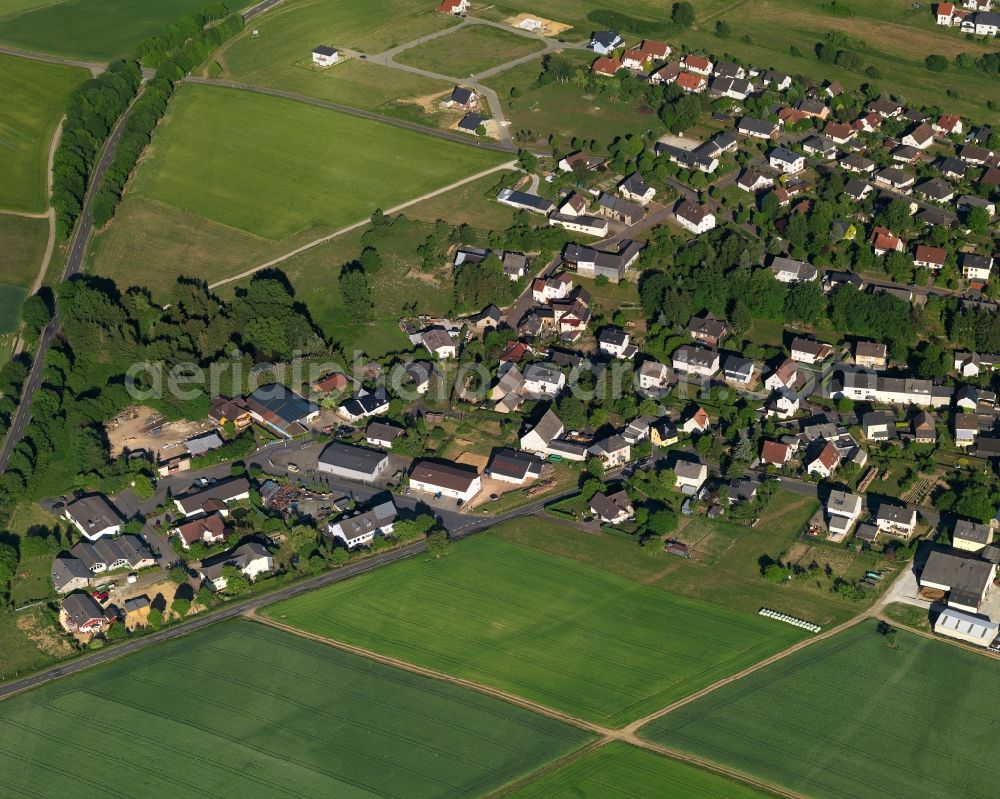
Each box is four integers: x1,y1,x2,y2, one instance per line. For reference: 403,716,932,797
395,24,546,77
642,621,1000,799
263,535,805,727
0,0,216,60
0,619,592,798
0,53,85,212
129,83,509,240
508,742,772,799
219,0,457,115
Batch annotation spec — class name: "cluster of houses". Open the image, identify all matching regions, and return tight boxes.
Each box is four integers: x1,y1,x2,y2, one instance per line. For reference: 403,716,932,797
53,476,276,638
935,0,999,35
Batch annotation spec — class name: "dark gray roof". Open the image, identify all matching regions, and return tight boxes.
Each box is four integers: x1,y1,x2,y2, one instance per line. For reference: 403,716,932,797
124,595,150,612
921,550,994,595
328,500,398,540
769,147,801,165
341,388,390,417
312,45,337,56
65,494,121,537
458,112,486,131
175,477,251,515
247,384,319,427
318,441,389,475
51,557,91,590
738,117,776,136
591,30,621,47
598,327,629,346
488,448,543,480
449,86,475,105
954,519,991,546
62,592,104,626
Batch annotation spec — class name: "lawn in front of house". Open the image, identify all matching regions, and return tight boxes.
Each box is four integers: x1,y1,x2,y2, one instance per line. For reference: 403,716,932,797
263,534,805,727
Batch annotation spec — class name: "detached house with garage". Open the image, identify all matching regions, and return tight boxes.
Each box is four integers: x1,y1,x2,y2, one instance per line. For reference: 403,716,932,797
63,494,122,541
327,499,397,549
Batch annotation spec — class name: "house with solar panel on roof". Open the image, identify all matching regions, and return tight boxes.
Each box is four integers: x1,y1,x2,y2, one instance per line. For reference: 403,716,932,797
243,384,320,437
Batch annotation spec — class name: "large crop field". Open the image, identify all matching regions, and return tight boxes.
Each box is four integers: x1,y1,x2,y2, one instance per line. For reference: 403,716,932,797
0,214,47,287
395,24,546,77
642,622,1000,799
129,83,509,240
0,619,592,798
263,535,804,727
0,53,85,212
509,742,772,799
0,0,215,60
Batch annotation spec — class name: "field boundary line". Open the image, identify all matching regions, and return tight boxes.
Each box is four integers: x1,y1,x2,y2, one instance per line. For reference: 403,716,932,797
250,613,806,799
874,611,1000,660
206,160,517,290
483,739,612,799
247,611,611,736
621,612,873,735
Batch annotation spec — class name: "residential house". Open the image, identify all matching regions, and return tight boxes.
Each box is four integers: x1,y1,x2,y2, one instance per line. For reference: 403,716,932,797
563,240,642,283
598,327,637,359
737,117,778,139
826,490,863,540
843,178,873,202
869,98,904,118
70,535,154,575
501,251,528,280
338,388,391,422
51,557,92,594
445,85,478,110
723,355,755,386
769,147,805,174
200,542,273,592
456,112,485,134
764,358,798,391
209,397,252,431
589,30,623,55
592,56,624,77
60,593,106,634
558,150,606,173
519,408,586,461
870,225,904,255
833,372,952,407
589,435,631,468
854,341,888,370
954,413,980,447
954,351,982,377
522,362,566,397
913,245,947,273
711,75,754,100
902,122,935,149
404,362,435,395
532,273,573,302
486,448,543,485
760,440,791,468
824,122,855,144
876,504,918,537
311,45,339,66
769,256,817,283
316,441,390,482
63,495,122,541
327,499,397,548
790,337,833,364
590,490,635,524
795,99,829,119
839,152,876,174
807,440,840,477
768,388,801,420
954,519,992,553
436,0,470,12
862,410,893,441
672,345,720,378
913,410,937,445
736,169,773,193
171,514,229,551
802,135,837,159
680,406,710,435
674,200,716,234
365,421,404,449
638,359,670,391
548,212,610,237
174,478,251,518
688,313,727,347
676,71,707,93
597,192,645,224
920,549,997,613
618,173,656,204
874,168,915,193
409,459,481,503
622,417,653,445
422,326,457,359
915,178,955,203
962,253,994,282
674,459,708,493
245,384,320,437
650,418,678,447
680,54,713,75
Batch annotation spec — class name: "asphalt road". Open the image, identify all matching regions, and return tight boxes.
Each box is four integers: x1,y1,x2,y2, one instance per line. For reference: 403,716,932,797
242,0,285,20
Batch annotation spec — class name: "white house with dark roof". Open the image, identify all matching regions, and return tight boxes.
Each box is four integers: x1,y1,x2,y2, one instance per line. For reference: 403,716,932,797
673,345,719,377
487,448,543,485
769,147,805,174
327,499,397,548
769,256,817,284
311,45,339,66
63,495,122,541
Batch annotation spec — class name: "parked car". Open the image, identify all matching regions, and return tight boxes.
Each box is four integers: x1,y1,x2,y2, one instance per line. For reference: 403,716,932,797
91,590,110,602
287,463,300,473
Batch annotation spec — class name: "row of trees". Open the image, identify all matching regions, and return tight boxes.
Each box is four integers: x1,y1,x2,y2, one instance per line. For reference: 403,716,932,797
92,7,244,227
51,60,142,237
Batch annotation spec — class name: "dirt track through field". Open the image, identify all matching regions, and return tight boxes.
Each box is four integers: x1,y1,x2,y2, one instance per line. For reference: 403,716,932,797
250,611,811,799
